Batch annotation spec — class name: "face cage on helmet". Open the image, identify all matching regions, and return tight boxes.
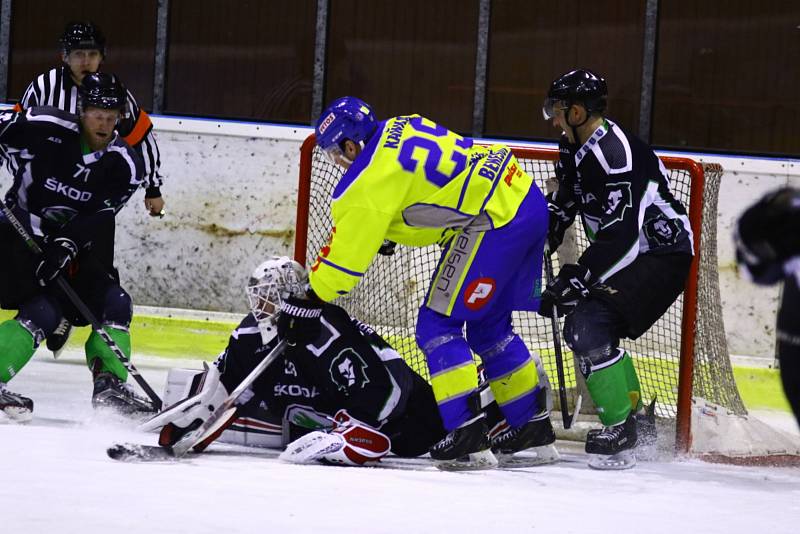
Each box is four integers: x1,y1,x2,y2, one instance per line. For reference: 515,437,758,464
246,279,283,323
246,265,306,323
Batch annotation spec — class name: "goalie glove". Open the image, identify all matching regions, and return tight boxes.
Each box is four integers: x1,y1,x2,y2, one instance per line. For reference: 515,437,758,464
279,409,391,466
538,263,595,318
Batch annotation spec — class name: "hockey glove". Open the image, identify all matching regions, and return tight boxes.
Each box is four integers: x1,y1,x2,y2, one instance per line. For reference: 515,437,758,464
35,237,78,286
277,296,324,346
538,263,595,318
378,239,397,256
735,187,800,285
546,192,574,253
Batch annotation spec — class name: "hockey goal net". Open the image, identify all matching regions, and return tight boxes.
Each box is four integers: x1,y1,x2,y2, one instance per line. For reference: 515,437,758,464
294,134,797,463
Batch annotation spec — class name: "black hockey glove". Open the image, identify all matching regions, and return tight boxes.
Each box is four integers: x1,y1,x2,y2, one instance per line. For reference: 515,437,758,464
277,296,324,346
546,192,573,254
378,239,397,256
35,237,78,286
735,187,800,285
538,263,595,318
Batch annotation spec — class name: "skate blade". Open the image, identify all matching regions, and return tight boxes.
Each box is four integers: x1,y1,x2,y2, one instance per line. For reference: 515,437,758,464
435,449,498,471
1,407,33,423
497,444,560,467
588,450,636,470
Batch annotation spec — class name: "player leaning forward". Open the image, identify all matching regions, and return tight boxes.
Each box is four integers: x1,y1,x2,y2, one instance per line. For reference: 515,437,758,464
0,73,151,420
279,97,556,469
541,69,690,468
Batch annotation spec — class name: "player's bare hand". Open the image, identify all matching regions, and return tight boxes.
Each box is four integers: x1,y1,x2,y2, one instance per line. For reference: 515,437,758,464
145,196,165,218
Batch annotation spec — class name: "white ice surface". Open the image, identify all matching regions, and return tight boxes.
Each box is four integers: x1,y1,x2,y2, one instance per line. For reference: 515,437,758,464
2,350,800,534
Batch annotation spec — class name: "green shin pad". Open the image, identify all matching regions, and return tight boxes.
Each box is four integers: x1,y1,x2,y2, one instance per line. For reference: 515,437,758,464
621,352,643,413
85,327,131,381
0,320,37,383
586,353,641,426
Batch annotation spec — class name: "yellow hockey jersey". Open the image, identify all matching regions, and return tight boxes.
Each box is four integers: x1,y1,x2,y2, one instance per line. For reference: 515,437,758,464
309,115,532,302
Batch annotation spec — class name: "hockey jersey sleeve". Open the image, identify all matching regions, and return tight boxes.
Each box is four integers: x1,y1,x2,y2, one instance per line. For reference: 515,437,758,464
578,167,648,281
548,141,579,249
308,205,393,302
117,89,163,194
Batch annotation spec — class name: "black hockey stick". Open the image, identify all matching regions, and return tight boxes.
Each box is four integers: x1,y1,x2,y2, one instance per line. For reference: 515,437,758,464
542,245,580,429
0,199,162,410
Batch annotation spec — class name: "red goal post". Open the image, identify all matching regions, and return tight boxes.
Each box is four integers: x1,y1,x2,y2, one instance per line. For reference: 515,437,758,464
294,133,773,460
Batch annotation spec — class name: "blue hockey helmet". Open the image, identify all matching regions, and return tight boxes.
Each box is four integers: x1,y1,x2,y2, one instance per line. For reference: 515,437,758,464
315,97,377,165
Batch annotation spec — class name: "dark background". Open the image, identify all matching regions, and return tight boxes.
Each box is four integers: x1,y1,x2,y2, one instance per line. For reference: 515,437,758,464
5,0,798,156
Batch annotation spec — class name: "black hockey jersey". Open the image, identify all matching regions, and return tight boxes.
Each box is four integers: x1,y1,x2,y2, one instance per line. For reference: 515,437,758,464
0,106,144,247
549,119,693,281
218,304,418,429
11,66,163,194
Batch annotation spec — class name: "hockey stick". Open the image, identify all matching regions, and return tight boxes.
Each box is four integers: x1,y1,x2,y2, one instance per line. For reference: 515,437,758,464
0,199,162,410
169,338,288,457
542,245,581,429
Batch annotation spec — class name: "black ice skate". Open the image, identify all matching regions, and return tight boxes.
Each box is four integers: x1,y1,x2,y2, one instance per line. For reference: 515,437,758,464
586,413,638,470
92,362,156,415
46,317,73,359
0,382,34,422
429,413,497,471
490,412,559,467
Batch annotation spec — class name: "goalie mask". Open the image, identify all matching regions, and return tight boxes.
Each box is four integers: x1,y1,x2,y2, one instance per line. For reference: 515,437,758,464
246,256,307,325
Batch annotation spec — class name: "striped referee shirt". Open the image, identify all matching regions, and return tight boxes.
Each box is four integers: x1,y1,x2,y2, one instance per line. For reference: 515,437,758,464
9,65,163,195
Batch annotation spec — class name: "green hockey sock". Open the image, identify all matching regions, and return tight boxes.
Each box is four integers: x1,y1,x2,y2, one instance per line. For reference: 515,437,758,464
0,320,37,383
85,326,131,381
585,352,640,426
621,351,643,413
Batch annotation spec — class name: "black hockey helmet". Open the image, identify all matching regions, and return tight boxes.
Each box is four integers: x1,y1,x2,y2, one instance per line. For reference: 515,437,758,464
79,73,126,111
542,69,607,120
60,21,106,55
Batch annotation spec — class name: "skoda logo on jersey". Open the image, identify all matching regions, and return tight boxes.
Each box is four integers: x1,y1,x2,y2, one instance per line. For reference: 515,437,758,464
41,206,79,225
463,277,496,311
44,177,93,202
329,348,370,394
284,360,298,377
601,182,633,228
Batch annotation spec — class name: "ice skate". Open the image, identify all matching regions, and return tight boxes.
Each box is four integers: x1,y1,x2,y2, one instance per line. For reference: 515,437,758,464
490,412,559,467
429,413,497,471
0,382,33,422
46,317,72,359
586,413,638,470
92,362,156,415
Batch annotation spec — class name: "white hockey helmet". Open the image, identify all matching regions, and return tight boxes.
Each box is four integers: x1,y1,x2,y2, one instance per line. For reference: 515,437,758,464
246,256,307,322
